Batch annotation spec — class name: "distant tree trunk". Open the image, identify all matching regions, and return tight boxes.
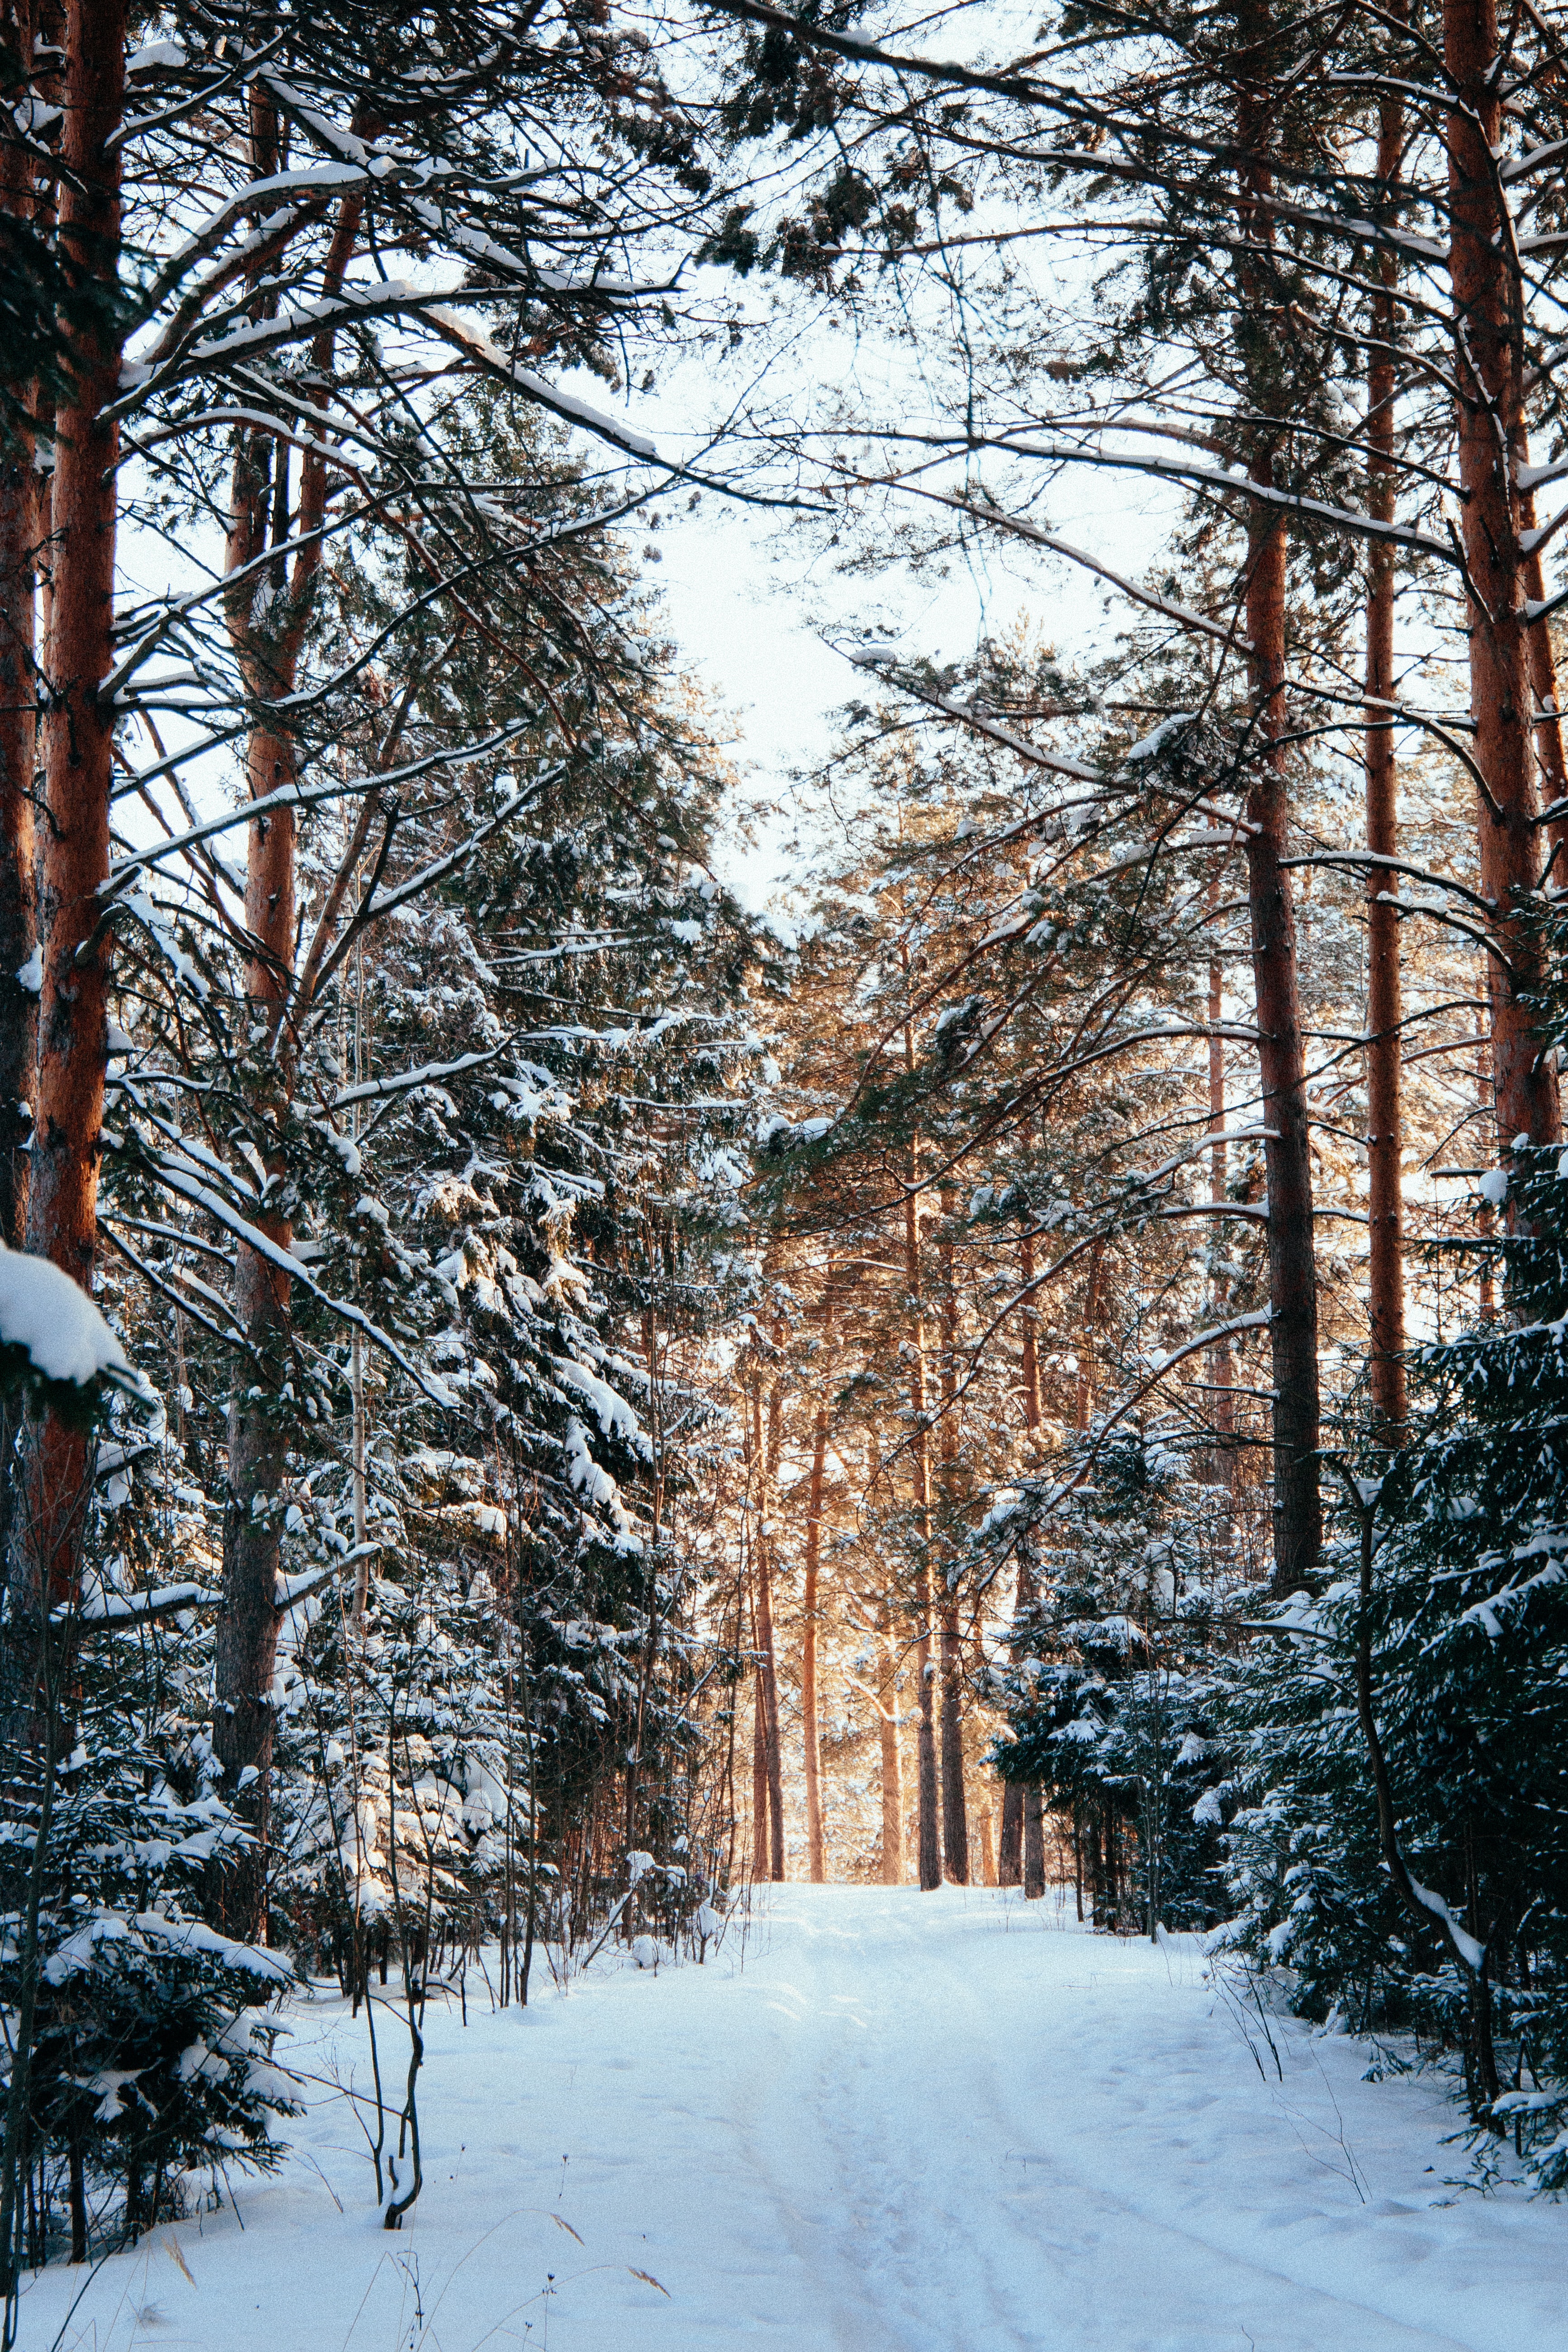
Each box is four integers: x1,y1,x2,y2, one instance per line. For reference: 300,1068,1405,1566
1001,1221,1043,1885
1519,483,1568,870
905,1174,941,1889
877,1590,903,1884
751,1650,768,1878
899,987,942,1889
937,1190,968,1885
1074,1239,1103,1433
1206,889,1236,1478
1364,43,1408,1439
763,1365,786,1879
1478,1030,1497,1319
1023,1783,1045,1899
6,0,125,1731
752,1374,785,1880
1446,0,1561,1161
801,1292,833,1883
978,1807,997,1886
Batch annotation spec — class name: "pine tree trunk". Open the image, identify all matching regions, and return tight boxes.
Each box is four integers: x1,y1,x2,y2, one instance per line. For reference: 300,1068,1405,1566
1207,895,1236,1476
905,1179,941,1889
211,177,364,1936
0,0,38,1261
999,1782,1023,1887
1023,1782,1045,1899
877,1590,903,1884
1478,1030,1498,1318
1519,482,1568,868
760,1370,785,1880
1446,0,1561,1159
752,1658,768,1878
937,1193,968,1884
1243,495,1322,1594
801,1381,829,1883
1000,1222,1042,1885
0,0,42,1677
1236,11,1322,1596
1365,66,1408,1436
6,0,125,1723
1075,1240,1102,1432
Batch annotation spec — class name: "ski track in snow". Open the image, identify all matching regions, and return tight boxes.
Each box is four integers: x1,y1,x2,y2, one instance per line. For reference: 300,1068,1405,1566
24,1886,1565,2352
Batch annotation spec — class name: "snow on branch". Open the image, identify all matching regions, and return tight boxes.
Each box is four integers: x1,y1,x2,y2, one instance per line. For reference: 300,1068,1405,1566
101,720,540,898
149,1163,458,1411
424,308,660,462
0,1243,140,1419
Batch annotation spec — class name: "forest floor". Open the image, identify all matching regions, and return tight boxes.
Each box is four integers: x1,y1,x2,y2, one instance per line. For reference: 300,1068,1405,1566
22,1884,1567,2352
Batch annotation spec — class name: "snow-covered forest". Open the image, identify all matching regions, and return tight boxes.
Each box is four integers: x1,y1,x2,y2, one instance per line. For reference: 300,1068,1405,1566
4,1,1568,2345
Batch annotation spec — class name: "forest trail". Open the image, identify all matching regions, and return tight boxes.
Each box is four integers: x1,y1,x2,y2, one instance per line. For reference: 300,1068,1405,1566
23,1887,1565,2352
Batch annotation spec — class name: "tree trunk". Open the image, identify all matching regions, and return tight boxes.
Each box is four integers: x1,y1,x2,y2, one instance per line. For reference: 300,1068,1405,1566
212,174,364,1935
1075,1239,1103,1433
1478,1029,1497,1318
877,1590,903,1884
1365,63,1408,1437
1206,890,1236,1476
6,0,125,1728
1235,12,1322,1597
1446,0,1561,1160
801,1294,833,1884
1243,496,1322,1594
0,0,38,1261
759,1370,785,1880
1023,1783,1045,1899
752,1651,768,1879
937,1191,968,1885
1001,1222,1042,1885
905,1177,941,1889
1519,482,1568,870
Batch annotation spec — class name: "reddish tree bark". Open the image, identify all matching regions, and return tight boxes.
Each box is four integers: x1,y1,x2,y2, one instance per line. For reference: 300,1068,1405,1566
0,0,39,1258
1365,65,1408,1437
7,0,125,1706
1446,0,1561,1160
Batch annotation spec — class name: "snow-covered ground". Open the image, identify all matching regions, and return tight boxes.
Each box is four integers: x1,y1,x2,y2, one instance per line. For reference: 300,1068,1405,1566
24,1886,1566,2352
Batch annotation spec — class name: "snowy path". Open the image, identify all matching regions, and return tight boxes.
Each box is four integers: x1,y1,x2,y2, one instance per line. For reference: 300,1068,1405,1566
25,1886,1567,2352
